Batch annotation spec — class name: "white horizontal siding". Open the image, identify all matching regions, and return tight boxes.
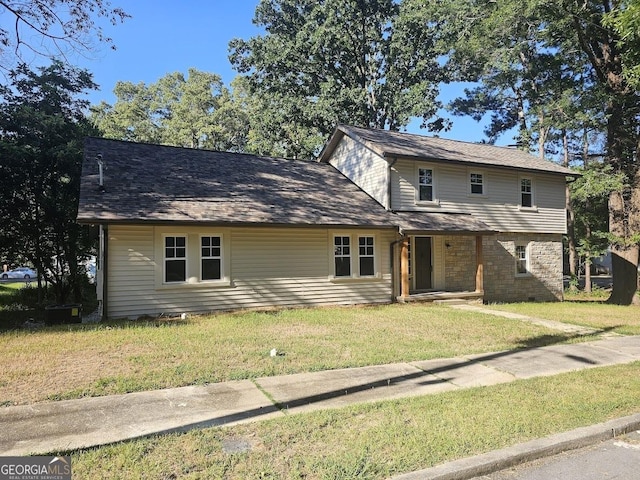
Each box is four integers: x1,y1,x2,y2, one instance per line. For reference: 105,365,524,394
391,159,567,234
107,225,395,319
328,135,388,208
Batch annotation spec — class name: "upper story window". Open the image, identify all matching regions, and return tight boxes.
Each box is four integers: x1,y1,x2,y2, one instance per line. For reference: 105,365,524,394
470,172,484,195
334,236,351,277
201,236,222,281
165,236,187,283
418,168,434,201
520,178,533,208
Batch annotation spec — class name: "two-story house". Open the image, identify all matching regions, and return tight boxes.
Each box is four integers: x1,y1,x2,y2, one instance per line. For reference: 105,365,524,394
77,125,576,319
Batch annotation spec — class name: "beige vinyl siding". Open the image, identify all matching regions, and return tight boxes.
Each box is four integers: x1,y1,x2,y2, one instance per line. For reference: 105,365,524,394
107,225,394,319
327,135,389,208
432,236,445,289
391,159,567,234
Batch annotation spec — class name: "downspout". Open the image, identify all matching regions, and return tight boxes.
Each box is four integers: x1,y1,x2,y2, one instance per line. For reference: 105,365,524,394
388,158,402,302
101,225,108,320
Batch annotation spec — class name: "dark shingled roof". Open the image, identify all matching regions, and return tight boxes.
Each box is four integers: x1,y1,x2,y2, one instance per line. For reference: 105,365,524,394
78,137,494,234
319,125,577,176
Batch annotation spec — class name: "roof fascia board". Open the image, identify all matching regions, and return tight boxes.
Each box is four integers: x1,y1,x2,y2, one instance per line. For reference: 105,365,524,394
317,127,345,162
76,218,401,230
381,152,579,177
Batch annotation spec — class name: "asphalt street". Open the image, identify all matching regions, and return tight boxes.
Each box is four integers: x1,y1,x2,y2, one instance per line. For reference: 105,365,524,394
477,431,640,480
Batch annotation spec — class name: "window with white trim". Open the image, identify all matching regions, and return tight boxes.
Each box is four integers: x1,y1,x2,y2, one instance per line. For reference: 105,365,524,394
165,236,187,283
520,178,533,207
418,168,434,201
470,172,484,195
201,236,222,281
515,244,529,276
358,236,375,276
334,236,351,277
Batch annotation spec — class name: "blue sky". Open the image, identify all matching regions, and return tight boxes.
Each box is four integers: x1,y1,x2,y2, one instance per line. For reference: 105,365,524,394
76,0,505,145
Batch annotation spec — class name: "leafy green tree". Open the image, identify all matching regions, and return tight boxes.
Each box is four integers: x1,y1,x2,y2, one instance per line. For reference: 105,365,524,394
603,0,640,89
570,163,625,292
229,0,446,159
0,0,129,71
91,69,248,152
90,81,162,144
0,61,97,304
556,0,640,305
438,0,640,304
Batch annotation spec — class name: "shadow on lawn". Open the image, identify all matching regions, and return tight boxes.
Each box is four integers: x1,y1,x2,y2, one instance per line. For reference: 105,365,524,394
90,326,622,441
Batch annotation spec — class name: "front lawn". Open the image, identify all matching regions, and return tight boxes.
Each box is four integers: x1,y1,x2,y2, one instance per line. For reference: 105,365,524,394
0,303,577,406
3,299,639,478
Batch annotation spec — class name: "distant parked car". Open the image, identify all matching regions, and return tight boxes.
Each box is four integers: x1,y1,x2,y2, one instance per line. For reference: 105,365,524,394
1,267,36,279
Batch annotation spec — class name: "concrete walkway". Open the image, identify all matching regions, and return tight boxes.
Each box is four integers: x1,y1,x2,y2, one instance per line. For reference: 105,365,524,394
449,304,601,335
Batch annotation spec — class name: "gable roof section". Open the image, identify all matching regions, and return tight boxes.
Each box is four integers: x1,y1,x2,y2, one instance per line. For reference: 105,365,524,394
78,137,400,227
78,137,495,235
319,124,577,176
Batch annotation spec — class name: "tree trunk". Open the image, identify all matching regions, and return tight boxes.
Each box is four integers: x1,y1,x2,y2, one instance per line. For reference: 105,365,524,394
607,188,640,305
605,93,640,305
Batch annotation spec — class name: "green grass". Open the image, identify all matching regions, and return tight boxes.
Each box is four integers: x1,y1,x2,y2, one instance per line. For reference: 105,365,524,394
0,303,577,405
488,300,640,335
66,362,640,480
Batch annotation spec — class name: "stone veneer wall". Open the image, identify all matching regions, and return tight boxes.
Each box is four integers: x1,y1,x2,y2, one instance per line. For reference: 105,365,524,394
443,235,477,292
483,233,564,303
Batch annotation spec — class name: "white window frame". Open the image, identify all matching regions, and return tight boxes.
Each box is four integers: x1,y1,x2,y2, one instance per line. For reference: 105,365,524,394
164,235,187,284
469,171,486,196
333,235,352,278
519,176,535,210
415,165,438,205
358,235,376,277
154,227,232,290
200,235,223,282
515,243,531,277
329,232,381,282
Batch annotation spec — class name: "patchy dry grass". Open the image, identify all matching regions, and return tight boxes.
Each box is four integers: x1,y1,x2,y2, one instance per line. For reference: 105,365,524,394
68,362,640,480
0,303,574,406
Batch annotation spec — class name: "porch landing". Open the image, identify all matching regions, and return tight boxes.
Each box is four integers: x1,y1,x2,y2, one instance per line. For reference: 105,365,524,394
397,291,484,304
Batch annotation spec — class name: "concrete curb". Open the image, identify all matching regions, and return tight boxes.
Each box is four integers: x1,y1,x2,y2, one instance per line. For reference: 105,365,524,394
391,413,640,480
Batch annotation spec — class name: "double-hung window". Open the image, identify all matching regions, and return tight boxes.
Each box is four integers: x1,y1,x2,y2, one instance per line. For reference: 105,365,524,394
470,173,484,195
334,236,351,277
333,234,377,279
418,168,434,202
165,236,187,283
358,236,375,276
201,236,222,281
520,178,533,208
515,244,529,276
